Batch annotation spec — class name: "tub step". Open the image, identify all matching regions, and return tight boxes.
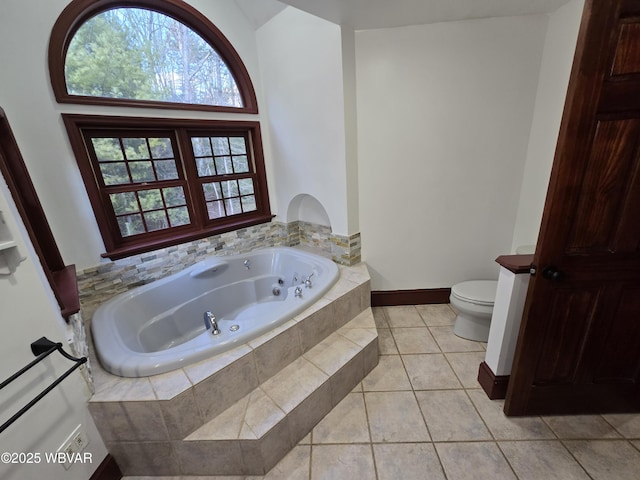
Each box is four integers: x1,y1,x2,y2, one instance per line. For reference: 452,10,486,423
89,262,373,476
174,308,378,476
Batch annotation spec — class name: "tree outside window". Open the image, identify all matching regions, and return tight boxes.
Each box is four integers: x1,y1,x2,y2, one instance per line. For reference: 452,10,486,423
65,8,242,107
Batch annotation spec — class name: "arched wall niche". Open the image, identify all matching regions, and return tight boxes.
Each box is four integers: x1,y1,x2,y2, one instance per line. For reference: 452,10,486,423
285,194,333,254
284,194,360,266
286,193,331,228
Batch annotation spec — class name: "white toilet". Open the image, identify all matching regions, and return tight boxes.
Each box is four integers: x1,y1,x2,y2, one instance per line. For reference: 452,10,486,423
450,280,498,342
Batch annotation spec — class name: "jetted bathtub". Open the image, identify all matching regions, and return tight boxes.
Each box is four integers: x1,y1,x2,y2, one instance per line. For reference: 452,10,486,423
91,247,340,377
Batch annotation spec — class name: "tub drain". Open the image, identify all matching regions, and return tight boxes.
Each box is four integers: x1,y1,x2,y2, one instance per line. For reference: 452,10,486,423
230,324,240,332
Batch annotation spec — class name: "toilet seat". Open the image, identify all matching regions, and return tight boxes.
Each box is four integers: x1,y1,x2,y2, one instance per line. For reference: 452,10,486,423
451,280,497,306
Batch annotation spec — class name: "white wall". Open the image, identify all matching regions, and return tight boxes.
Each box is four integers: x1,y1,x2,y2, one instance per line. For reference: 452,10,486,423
0,0,267,272
0,182,108,480
510,0,585,252
342,27,360,234
356,15,548,290
256,7,353,235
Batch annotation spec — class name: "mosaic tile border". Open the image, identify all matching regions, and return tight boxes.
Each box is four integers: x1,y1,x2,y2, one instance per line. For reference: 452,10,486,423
76,221,361,321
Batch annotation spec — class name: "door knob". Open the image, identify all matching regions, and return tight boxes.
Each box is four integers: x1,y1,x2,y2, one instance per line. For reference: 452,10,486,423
542,266,563,281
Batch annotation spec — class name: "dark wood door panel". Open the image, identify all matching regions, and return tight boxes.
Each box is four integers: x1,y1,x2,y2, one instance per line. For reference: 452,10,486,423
612,22,640,75
622,0,640,17
524,382,640,415
532,288,599,385
593,285,640,383
600,78,640,112
566,118,640,253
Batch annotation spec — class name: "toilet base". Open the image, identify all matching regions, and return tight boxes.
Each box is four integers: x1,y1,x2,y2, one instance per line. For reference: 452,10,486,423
453,312,491,342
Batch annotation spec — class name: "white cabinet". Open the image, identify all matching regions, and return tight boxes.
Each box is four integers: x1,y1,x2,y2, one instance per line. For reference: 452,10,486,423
0,210,22,274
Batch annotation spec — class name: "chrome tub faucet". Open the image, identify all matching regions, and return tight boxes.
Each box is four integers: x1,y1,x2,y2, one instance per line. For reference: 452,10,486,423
204,311,220,335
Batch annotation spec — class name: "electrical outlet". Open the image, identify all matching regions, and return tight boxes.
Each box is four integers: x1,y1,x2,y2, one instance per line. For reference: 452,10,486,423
57,424,89,469
72,426,89,452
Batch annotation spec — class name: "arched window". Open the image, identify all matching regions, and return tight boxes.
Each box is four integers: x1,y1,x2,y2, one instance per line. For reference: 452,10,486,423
50,0,271,259
49,0,258,113
66,8,243,108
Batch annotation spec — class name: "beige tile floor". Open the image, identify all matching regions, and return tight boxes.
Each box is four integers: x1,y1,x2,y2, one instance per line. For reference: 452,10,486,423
124,305,640,480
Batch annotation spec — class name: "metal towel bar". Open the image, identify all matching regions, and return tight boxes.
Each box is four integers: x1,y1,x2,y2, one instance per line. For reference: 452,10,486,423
0,337,87,434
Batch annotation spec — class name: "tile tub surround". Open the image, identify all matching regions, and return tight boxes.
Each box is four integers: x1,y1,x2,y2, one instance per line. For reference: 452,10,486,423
88,262,375,476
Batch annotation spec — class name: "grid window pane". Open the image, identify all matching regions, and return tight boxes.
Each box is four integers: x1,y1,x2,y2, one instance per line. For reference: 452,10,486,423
117,214,145,237
191,137,212,157
110,192,139,215
138,189,163,211
154,160,179,180
215,156,233,175
221,180,238,197
211,137,230,156
203,182,222,201
232,155,249,173
129,161,155,182
238,178,254,195
207,200,225,219
112,187,191,236
92,138,124,161
94,135,180,187
201,177,255,219
144,210,169,231
229,137,247,154
168,206,190,227
100,163,130,185
193,135,251,178
241,195,256,212
196,157,216,177
122,138,150,159
149,138,173,159
224,198,242,216
162,187,186,207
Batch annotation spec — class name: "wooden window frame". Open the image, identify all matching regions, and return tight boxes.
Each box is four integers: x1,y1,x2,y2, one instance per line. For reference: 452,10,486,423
48,0,258,114
0,108,79,319
63,114,273,260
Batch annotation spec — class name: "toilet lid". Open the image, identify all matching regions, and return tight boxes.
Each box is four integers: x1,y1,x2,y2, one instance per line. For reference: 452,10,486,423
451,280,498,306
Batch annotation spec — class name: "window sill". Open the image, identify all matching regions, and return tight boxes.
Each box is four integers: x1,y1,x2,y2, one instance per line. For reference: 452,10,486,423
101,214,275,260
52,264,81,320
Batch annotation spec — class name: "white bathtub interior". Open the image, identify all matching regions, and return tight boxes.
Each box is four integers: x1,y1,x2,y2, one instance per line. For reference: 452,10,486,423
91,247,340,377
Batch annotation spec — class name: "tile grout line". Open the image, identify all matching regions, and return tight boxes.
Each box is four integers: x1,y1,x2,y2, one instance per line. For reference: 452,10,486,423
392,312,447,477
374,306,445,477
361,386,380,480
554,438,597,480
307,433,313,480
599,411,632,439
419,304,518,479
366,306,391,479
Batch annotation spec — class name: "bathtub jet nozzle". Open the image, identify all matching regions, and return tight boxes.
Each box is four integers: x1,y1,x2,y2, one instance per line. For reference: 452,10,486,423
204,311,220,335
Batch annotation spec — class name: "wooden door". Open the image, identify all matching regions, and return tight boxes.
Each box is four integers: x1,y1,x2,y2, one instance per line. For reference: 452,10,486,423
504,0,640,415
